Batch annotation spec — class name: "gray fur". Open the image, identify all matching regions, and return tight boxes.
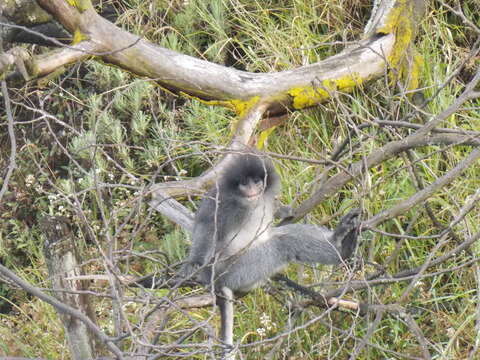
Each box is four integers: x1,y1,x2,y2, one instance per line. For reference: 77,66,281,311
182,152,280,288
181,152,360,357
214,215,359,295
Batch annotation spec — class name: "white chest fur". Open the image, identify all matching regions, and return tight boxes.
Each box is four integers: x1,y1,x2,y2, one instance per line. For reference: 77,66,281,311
222,198,274,258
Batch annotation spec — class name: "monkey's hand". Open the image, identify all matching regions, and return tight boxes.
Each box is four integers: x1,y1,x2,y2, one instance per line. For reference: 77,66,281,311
178,261,202,281
275,204,294,222
333,208,361,259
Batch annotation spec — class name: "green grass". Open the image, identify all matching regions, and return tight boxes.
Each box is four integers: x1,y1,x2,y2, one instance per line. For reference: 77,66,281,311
1,0,480,358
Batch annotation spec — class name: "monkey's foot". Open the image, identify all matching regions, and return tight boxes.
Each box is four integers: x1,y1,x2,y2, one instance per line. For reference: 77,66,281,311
334,208,361,259
336,208,360,232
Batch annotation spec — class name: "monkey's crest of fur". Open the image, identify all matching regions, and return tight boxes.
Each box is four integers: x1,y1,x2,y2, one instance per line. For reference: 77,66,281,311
219,153,279,197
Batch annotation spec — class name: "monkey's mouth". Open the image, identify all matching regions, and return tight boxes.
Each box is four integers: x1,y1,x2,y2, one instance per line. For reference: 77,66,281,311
245,193,261,201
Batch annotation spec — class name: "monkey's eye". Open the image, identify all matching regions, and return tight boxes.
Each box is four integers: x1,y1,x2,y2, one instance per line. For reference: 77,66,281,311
253,176,262,184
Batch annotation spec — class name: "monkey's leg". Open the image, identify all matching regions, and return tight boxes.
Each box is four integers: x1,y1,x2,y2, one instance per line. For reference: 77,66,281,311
218,210,360,292
218,286,235,360
281,208,360,264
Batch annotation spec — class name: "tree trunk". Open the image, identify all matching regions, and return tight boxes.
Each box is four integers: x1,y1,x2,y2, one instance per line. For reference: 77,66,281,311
41,216,97,360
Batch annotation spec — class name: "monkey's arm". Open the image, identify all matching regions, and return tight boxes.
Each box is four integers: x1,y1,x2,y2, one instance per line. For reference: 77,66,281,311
182,195,245,278
188,221,215,264
186,199,246,264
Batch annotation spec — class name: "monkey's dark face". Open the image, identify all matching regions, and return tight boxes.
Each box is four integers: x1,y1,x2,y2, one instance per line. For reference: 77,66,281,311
238,176,264,201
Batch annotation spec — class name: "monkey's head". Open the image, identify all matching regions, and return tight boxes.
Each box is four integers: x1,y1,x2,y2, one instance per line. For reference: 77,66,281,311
221,153,279,202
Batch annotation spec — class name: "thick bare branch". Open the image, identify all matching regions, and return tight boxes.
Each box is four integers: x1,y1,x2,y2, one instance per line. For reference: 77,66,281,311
3,40,99,80
28,0,424,116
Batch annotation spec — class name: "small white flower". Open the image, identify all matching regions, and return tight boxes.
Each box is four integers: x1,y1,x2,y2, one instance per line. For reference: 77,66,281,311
25,174,35,187
260,313,276,331
256,328,266,337
414,281,424,288
260,313,271,326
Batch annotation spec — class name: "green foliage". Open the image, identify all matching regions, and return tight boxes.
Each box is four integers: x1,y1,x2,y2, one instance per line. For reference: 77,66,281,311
1,0,480,359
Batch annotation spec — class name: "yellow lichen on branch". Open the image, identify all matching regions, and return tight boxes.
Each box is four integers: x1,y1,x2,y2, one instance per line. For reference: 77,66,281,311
257,126,276,149
72,29,88,44
188,95,265,139
288,75,363,110
198,96,261,117
65,0,92,12
378,0,423,91
228,97,261,117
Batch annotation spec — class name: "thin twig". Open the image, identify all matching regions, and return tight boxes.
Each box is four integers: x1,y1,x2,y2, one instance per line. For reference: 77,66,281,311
0,80,17,203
